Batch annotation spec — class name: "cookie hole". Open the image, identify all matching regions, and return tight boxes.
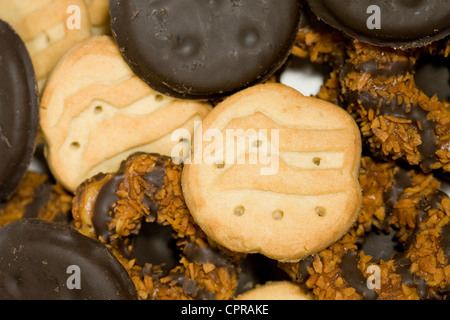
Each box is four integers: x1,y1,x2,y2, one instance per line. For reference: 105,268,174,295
155,94,164,102
70,142,81,150
252,140,263,148
313,157,321,166
272,210,284,221
234,206,245,217
315,207,326,217
94,105,103,114
215,162,225,169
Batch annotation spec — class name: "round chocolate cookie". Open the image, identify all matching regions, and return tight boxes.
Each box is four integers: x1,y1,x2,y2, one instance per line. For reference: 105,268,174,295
73,153,242,300
280,157,450,300
0,19,39,201
307,0,450,49
0,218,137,300
109,0,302,99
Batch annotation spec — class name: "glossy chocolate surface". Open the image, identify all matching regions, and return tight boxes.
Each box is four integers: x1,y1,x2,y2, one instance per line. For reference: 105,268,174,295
109,0,302,99
0,20,39,200
0,219,137,300
307,0,450,48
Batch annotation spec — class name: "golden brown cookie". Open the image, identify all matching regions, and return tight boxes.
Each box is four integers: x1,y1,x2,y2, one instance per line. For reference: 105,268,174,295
0,0,92,90
83,0,110,35
236,281,314,300
40,36,212,193
182,83,362,262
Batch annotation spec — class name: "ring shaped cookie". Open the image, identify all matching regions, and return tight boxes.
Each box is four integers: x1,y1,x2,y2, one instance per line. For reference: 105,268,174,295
182,83,362,262
73,153,242,300
281,156,450,300
341,40,450,173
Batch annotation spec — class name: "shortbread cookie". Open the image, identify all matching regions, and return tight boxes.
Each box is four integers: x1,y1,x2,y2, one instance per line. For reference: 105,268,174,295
236,281,314,300
40,36,211,193
0,19,40,201
0,0,92,90
83,0,110,35
182,83,362,262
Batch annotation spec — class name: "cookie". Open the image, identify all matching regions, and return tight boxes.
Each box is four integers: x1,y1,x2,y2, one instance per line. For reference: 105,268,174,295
83,0,110,35
281,156,450,300
0,171,73,228
0,218,137,299
236,281,314,300
0,0,92,90
0,19,40,201
72,153,242,300
109,0,302,99
40,36,211,193
341,40,450,173
306,0,450,49
181,83,362,262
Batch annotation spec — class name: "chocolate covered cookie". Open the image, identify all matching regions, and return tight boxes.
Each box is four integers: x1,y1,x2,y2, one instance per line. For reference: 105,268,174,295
307,0,450,49
0,219,137,299
0,19,39,201
109,0,302,99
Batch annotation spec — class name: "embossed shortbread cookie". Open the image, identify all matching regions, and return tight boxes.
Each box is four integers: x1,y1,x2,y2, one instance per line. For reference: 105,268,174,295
83,0,110,35
41,36,211,193
182,83,362,262
236,281,314,300
0,0,92,90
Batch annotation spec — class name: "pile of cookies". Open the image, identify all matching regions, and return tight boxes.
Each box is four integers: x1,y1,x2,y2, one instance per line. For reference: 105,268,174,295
0,0,448,300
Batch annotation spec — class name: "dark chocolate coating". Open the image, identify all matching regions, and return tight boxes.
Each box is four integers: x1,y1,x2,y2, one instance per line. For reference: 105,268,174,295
0,219,137,300
0,20,39,200
109,0,302,99
307,0,450,49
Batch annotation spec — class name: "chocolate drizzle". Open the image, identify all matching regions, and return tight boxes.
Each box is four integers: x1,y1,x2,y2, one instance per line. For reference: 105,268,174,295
23,179,54,219
441,224,450,261
340,250,378,300
345,82,438,171
92,173,124,241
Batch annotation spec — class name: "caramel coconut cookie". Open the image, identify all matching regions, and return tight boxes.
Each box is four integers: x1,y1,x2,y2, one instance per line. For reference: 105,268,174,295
341,39,450,173
0,171,72,228
182,83,362,262
0,0,92,90
40,36,211,193
72,153,242,300
293,2,450,174
281,156,450,300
